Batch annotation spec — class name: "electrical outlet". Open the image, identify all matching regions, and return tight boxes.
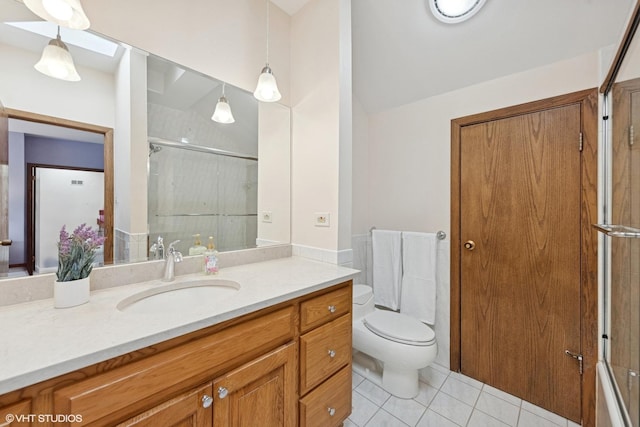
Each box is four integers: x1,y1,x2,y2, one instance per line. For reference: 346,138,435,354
315,212,330,227
262,211,273,223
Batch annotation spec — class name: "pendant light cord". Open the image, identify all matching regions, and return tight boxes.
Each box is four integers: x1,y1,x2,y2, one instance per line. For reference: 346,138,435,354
266,0,270,65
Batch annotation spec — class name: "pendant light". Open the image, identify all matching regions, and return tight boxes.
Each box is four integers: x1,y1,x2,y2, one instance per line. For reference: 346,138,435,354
34,26,81,81
212,83,235,124
254,0,281,102
24,0,90,30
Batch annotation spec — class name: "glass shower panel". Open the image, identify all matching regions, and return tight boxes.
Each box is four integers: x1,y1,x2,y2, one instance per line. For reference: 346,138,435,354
603,75,640,425
148,143,258,255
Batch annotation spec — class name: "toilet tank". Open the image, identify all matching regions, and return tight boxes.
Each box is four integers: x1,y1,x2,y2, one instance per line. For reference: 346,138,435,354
353,284,374,319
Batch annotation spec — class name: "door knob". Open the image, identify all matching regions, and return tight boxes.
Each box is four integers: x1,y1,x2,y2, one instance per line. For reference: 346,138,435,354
201,394,213,408
464,240,476,251
0,239,12,246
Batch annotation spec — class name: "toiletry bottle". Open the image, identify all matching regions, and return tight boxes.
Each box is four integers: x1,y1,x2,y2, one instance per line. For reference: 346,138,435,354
189,234,207,256
204,236,219,275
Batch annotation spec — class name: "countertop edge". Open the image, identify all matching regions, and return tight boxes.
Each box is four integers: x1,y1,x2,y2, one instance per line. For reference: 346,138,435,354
0,258,359,395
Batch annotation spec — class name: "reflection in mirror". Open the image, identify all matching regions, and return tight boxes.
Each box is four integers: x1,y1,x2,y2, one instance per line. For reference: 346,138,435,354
146,58,259,254
0,0,291,279
602,2,640,424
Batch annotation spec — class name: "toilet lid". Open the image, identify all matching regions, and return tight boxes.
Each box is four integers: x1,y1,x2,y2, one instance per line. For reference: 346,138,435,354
363,310,436,346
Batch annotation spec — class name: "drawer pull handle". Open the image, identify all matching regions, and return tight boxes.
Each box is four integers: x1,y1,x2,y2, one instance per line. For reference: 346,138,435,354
328,349,336,358
202,394,213,408
217,386,228,399
328,305,337,313
328,407,336,416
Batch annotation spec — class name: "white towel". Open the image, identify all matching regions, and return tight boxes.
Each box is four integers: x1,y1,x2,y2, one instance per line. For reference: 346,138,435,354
372,230,403,310
400,232,437,324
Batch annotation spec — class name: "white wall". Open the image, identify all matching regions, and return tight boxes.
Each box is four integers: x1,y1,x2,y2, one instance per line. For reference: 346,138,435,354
290,0,352,262
0,43,115,128
85,0,291,106
359,51,601,235
7,132,25,264
258,102,291,245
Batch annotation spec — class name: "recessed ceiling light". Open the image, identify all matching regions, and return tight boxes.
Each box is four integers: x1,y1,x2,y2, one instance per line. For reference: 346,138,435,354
429,0,487,24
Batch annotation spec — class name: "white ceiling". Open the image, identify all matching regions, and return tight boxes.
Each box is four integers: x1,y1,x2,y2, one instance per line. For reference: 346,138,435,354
278,0,636,113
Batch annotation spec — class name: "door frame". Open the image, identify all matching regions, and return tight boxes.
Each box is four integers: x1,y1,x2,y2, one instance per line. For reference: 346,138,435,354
450,88,599,426
5,108,114,265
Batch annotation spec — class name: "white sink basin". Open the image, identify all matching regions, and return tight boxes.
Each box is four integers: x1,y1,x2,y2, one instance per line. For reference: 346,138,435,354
117,278,240,314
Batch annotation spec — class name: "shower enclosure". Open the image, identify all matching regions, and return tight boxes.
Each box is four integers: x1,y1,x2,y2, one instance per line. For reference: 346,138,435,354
147,138,257,255
598,2,640,425
146,55,259,256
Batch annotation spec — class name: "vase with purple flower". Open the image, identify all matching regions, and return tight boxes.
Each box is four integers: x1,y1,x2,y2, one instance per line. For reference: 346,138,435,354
54,223,106,308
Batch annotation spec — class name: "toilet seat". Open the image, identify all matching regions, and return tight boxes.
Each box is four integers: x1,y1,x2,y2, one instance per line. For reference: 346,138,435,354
363,310,436,346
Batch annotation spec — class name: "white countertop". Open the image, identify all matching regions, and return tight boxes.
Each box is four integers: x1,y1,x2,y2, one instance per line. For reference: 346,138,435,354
0,257,358,395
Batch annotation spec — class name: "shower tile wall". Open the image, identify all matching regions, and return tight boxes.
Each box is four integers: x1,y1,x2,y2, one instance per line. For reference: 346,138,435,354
351,233,451,369
147,103,258,255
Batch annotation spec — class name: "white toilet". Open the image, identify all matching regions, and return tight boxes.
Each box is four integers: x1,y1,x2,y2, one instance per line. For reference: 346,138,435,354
352,284,437,399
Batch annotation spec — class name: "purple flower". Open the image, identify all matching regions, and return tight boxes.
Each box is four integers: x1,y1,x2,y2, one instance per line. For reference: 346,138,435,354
57,223,105,282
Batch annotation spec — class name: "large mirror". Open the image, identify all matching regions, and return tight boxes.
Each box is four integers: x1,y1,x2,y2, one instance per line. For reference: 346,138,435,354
600,1,640,424
0,0,291,278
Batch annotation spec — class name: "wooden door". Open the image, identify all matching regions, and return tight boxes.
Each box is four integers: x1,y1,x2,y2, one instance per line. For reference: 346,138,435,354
213,343,297,427
459,104,582,421
116,383,212,427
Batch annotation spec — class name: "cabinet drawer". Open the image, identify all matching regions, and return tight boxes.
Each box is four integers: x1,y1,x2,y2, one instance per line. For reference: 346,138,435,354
300,314,351,394
300,283,351,333
54,306,294,425
299,366,351,427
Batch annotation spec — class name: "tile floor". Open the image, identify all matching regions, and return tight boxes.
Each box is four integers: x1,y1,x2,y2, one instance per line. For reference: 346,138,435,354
347,363,581,427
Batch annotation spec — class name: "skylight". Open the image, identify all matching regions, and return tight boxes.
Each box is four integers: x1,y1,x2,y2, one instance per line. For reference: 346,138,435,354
429,0,487,24
5,21,118,56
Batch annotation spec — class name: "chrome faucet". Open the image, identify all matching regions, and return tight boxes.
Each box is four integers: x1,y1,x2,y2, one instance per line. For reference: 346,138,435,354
150,236,165,260
162,240,183,282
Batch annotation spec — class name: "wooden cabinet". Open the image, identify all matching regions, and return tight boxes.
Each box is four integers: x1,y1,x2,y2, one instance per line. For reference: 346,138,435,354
116,383,212,427
299,285,352,427
0,400,31,427
0,281,353,427
213,343,296,427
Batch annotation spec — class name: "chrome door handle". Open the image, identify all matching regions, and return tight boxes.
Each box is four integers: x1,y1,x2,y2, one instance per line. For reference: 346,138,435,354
328,305,336,313
463,240,475,251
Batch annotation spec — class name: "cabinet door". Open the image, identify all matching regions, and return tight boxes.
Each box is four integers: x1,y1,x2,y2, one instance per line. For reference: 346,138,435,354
213,343,296,427
116,383,212,427
0,400,31,427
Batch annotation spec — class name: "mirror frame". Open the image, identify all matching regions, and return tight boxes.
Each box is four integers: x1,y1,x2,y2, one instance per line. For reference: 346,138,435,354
5,108,114,266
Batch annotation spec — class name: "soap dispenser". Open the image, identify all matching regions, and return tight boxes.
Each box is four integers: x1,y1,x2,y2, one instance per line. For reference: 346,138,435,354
204,236,219,275
189,234,207,256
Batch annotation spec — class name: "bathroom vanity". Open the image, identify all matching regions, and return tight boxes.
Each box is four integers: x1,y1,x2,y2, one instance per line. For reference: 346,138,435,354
0,257,356,426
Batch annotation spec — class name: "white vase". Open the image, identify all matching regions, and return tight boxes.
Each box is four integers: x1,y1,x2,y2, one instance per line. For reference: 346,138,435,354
54,276,90,308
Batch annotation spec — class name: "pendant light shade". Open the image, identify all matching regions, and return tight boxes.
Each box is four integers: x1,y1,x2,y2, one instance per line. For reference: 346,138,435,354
254,0,281,103
254,65,282,102
24,0,90,30
212,84,235,124
34,28,81,81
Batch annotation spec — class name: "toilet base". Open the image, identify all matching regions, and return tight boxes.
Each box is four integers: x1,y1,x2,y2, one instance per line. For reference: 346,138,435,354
352,351,420,399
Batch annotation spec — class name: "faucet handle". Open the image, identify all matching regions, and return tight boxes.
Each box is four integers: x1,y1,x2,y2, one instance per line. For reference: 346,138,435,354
168,240,180,250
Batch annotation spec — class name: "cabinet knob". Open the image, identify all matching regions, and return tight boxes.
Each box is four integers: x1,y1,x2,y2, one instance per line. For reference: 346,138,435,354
328,349,336,358
201,394,213,408
328,305,337,313
217,386,228,399
327,407,336,416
